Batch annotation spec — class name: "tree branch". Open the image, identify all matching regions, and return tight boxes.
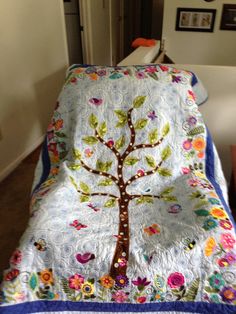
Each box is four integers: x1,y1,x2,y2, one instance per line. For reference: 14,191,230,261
77,189,118,199
132,136,165,151
95,130,120,157
80,160,118,183
125,160,163,187
122,108,135,158
129,194,161,199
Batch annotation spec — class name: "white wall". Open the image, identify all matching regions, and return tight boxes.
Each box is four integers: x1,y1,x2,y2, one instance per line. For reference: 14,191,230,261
162,0,236,65
0,0,69,180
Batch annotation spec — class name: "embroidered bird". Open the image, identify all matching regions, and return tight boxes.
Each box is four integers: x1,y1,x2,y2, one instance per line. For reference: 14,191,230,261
76,252,95,264
69,220,87,231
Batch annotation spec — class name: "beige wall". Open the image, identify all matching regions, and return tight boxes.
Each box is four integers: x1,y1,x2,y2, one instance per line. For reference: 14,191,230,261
163,0,236,65
0,0,69,180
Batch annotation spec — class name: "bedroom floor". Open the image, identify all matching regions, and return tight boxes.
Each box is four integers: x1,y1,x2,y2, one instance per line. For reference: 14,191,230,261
0,146,41,276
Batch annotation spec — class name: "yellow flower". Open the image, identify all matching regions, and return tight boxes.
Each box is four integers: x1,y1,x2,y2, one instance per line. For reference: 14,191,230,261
194,171,205,179
99,274,114,289
192,137,206,151
39,269,54,285
204,237,217,257
81,282,94,296
210,207,227,219
209,192,218,198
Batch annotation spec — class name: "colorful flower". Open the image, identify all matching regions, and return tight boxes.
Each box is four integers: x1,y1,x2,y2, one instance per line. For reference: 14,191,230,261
147,110,157,120
4,269,19,281
182,140,192,151
70,77,77,83
107,139,114,147
182,167,190,174
99,274,114,289
210,207,227,220
145,66,157,73
112,290,129,303
224,252,236,265
220,233,236,250
197,151,204,159
220,220,232,230
68,273,84,290
137,296,147,303
188,178,200,187
208,198,220,205
10,249,22,265
209,273,225,290
167,272,185,289
160,65,169,72
39,269,54,285
204,237,217,257
203,218,218,231
118,257,127,267
187,116,197,125
210,294,220,303
81,281,94,296
54,119,63,131
132,277,151,290
89,98,103,106
115,275,129,288
84,148,93,158
220,287,236,303
97,69,106,76
172,75,181,83
136,72,146,79
192,137,206,151
218,258,230,268
137,169,145,176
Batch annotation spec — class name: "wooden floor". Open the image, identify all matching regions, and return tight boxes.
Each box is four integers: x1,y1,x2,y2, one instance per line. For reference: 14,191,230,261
0,146,41,275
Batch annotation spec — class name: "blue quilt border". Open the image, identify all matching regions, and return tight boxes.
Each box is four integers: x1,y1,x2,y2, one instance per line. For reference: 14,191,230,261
0,300,235,314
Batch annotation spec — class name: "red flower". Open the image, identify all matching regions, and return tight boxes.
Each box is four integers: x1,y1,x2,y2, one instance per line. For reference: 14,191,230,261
4,269,19,281
10,249,22,265
137,296,147,303
167,272,185,288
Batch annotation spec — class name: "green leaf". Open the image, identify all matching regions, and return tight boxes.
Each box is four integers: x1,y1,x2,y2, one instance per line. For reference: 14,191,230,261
98,122,107,137
98,178,113,186
133,95,146,108
162,195,177,202
160,187,174,195
134,119,148,130
190,191,204,200
96,160,112,172
162,123,170,137
194,209,209,216
75,292,82,301
29,273,38,291
55,132,67,138
187,126,204,137
194,199,209,209
182,278,200,302
114,110,127,120
115,135,125,150
116,120,127,128
70,176,78,189
145,155,156,168
157,168,172,176
124,157,140,166
72,148,81,160
104,198,116,207
161,146,171,161
82,136,98,145
80,195,90,202
204,286,220,294
68,164,81,170
148,129,158,144
80,182,90,193
147,72,158,81
89,114,98,129
136,196,154,204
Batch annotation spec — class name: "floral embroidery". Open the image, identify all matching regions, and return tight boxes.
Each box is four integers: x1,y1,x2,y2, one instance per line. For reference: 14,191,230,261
69,274,85,290
167,272,185,289
10,250,22,266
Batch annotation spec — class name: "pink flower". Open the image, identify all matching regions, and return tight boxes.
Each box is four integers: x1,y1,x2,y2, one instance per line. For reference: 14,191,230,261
145,66,157,73
68,274,84,290
182,140,192,151
112,290,129,303
136,72,146,79
218,258,229,268
224,252,236,265
167,272,185,289
137,296,147,303
118,257,127,267
160,65,169,72
188,178,200,187
220,233,236,250
10,250,22,265
182,167,190,174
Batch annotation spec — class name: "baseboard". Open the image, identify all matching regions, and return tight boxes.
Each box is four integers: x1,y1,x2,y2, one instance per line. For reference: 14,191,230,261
0,135,45,182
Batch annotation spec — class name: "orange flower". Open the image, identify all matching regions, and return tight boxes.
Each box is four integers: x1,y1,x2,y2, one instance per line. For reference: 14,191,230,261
39,269,54,285
89,73,98,81
192,137,206,151
209,192,218,198
50,168,59,176
210,207,227,220
99,274,114,289
74,68,83,74
197,151,204,159
54,119,63,131
204,237,217,257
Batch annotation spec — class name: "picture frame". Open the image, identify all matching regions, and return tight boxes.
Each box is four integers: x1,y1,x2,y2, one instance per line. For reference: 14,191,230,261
176,8,216,32
220,4,236,30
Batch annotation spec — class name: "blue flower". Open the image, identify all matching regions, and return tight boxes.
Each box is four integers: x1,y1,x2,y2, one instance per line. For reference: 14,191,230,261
203,217,218,231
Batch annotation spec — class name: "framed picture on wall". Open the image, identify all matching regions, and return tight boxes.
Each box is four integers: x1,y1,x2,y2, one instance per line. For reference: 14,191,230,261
220,4,236,30
176,8,216,32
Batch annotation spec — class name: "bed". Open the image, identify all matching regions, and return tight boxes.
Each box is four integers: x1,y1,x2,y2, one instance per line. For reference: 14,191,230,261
0,64,235,314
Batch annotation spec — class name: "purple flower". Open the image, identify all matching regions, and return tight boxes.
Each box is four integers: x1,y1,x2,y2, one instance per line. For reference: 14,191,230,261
187,116,197,126
115,275,129,288
172,75,181,83
224,252,236,265
220,286,236,303
168,204,182,214
132,277,151,289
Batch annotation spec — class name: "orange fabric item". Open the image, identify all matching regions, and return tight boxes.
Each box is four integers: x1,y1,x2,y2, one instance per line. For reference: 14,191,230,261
131,38,156,49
